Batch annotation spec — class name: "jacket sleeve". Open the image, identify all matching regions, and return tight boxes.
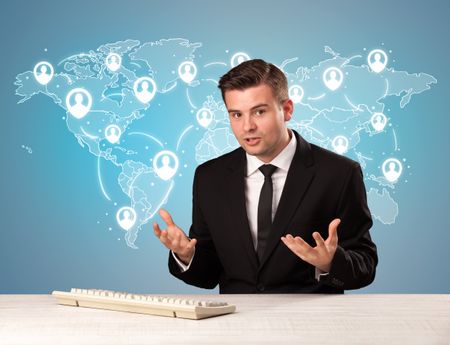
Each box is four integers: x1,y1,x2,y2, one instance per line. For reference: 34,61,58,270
168,166,223,289
319,163,378,290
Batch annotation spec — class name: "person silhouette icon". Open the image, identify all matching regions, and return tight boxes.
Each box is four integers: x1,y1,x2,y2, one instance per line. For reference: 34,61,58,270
141,82,150,95
105,53,121,72
153,150,179,181
382,158,402,182
231,52,250,67
196,108,213,128
156,155,176,181
65,88,92,119
178,61,197,83
38,65,51,84
368,49,388,73
289,85,304,104
332,135,348,154
116,206,137,231
33,61,54,85
133,77,157,104
323,67,343,91
71,94,88,116
105,124,121,144
160,156,175,177
371,112,387,132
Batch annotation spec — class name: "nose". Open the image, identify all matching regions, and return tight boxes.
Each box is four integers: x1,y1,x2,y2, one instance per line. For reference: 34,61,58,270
243,114,256,132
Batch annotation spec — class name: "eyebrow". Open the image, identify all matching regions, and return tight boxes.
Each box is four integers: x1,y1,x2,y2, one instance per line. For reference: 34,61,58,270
227,103,269,113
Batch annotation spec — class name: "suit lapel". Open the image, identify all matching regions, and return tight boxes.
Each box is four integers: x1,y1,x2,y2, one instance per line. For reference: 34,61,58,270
225,149,259,270
259,130,316,269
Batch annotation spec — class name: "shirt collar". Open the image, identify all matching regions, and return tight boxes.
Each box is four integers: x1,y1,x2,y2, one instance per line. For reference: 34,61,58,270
246,129,297,177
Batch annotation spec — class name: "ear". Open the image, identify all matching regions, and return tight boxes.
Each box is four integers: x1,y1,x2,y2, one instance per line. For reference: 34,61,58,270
282,98,294,122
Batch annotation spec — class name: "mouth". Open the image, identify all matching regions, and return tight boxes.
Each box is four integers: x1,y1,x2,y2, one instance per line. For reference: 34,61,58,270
244,137,261,146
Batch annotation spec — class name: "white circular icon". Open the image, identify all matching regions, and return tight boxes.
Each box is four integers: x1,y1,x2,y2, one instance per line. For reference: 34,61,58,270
65,88,92,119
289,85,304,104
196,108,213,128
382,158,402,183
178,61,197,83
33,61,54,85
104,124,122,144
116,206,137,231
332,135,349,155
105,53,122,72
153,150,179,181
133,77,157,104
368,49,388,73
323,67,344,91
370,112,388,132
230,52,250,67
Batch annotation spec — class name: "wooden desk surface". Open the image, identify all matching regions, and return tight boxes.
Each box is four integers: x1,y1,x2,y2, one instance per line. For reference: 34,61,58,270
0,294,449,345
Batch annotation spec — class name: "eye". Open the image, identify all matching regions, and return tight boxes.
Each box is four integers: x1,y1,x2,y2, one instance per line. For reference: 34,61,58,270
231,112,241,118
255,109,266,116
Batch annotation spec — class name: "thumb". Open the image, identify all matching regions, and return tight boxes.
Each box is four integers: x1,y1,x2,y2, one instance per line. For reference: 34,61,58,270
328,218,340,243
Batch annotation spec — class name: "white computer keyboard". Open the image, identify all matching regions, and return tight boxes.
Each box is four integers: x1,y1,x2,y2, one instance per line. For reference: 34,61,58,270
52,288,236,320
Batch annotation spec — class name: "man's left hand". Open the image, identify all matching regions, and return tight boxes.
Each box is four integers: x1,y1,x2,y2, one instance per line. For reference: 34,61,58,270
281,219,341,272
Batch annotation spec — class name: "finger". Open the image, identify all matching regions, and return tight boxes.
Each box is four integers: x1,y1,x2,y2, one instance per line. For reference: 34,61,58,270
187,238,197,249
176,231,187,249
295,237,316,258
328,218,341,246
293,236,311,250
153,222,162,237
159,230,169,245
283,238,309,260
281,234,296,246
283,234,311,253
313,231,326,248
159,208,175,227
285,234,295,241
171,231,180,249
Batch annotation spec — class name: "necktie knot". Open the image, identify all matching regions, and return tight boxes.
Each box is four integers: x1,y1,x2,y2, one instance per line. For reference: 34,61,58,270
259,164,277,178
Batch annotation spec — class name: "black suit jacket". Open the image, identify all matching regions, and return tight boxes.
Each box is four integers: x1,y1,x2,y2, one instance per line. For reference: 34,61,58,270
169,130,378,293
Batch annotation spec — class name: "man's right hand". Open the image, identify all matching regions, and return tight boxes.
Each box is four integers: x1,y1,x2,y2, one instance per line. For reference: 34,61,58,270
153,208,197,265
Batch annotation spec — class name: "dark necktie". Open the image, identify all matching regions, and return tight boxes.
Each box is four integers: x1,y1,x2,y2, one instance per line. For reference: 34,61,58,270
257,164,277,262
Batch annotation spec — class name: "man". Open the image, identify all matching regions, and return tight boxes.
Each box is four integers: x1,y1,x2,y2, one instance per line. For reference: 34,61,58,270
153,59,377,293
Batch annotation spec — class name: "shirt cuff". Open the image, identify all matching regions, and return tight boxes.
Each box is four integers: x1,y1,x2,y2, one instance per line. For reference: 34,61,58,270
171,248,195,272
315,267,330,281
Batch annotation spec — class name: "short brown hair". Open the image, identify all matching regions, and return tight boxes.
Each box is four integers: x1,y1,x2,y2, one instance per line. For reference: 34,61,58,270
218,59,288,106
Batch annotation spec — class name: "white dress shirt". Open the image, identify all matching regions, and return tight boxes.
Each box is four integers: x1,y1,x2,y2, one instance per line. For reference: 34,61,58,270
244,130,296,250
172,130,327,280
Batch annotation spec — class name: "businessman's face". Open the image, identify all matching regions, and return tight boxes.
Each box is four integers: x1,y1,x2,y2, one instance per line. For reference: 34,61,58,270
225,83,293,163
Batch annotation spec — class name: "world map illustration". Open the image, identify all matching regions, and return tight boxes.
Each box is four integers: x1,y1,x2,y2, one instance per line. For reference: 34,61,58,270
15,38,437,248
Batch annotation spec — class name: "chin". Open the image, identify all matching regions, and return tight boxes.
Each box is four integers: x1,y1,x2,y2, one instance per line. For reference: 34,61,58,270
243,147,261,156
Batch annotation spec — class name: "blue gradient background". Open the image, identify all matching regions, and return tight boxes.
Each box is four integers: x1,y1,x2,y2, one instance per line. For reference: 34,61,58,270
1,0,449,294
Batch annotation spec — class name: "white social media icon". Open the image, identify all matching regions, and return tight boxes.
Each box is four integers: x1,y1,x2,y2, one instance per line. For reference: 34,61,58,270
332,135,349,155
153,150,179,181
178,61,197,83
323,67,344,91
66,88,92,119
105,53,122,72
33,61,54,85
104,124,122,144
289,85,304,104
133,77,157,104
370,112,388,132
382,158,402,183
367,49,388,73
116,206,137,231
231,52,250,67
196,108,213,128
